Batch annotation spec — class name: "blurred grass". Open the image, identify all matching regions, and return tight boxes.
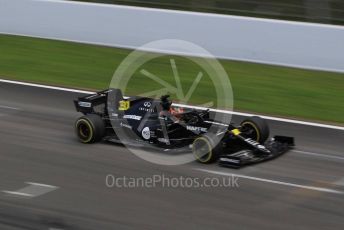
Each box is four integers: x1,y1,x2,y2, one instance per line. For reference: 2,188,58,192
0,34,343,124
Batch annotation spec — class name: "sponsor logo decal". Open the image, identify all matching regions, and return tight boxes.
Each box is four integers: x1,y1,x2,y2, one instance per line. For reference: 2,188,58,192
186,126,207,133
244,138,270,153
220,158,240,164
78,101,91,107
144,102,151,107
139,107,155,112
123,115,142,120
142,127,151,140
120,122,132,129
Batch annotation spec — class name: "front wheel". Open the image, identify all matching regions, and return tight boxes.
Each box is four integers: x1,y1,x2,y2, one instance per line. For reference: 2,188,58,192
75,114,105,143
240,116,269,143
192,135,222,164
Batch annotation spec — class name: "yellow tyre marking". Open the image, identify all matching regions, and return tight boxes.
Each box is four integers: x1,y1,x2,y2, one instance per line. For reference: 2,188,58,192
192,137,213,163
76,118,94,143
241,121,260,142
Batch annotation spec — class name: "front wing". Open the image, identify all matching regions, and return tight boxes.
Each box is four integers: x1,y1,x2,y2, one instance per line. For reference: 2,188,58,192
218,136,294,168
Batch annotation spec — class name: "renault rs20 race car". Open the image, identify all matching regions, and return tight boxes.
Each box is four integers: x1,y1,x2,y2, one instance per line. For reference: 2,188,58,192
74,88,294,168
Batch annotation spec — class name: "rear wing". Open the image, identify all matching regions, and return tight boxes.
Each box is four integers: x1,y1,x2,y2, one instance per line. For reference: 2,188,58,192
73,88,124,115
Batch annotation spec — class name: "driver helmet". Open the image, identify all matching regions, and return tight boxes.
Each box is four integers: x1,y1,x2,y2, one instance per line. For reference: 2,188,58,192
160,95,172,111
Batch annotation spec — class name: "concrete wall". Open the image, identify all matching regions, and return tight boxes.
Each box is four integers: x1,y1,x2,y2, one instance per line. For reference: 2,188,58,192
0,0,343,72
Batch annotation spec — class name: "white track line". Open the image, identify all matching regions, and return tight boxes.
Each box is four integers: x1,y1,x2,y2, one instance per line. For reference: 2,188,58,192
2,182,59,198
196,168,343,194
2,191,34,197
0,105,21,110
26,182,59,188
293,150,344,161
1,78,343,130
0,79,94,94
335,178,344,186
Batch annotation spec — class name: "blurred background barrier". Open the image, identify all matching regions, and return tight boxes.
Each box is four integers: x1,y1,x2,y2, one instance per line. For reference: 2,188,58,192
0,0,343,72
73,0,344,26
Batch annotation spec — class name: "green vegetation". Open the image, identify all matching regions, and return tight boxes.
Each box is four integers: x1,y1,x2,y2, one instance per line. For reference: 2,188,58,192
71,0,344,25
0,34,343,124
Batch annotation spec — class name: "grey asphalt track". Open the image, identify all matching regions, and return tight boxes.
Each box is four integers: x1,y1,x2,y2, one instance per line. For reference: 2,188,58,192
0,82,343,230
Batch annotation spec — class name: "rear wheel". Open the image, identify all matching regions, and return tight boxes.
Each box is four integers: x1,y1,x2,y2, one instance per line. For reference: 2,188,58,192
240,116,269,143
75,114,105,143
192,135,222,164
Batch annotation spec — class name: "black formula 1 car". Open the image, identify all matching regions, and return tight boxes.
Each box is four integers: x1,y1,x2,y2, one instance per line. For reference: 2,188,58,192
74,88,294,168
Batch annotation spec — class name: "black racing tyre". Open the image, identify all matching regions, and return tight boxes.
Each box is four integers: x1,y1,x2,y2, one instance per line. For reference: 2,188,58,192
192,135,222,164
240,116,269,143
75,114,105,143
